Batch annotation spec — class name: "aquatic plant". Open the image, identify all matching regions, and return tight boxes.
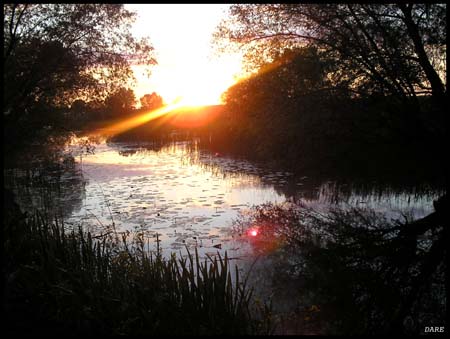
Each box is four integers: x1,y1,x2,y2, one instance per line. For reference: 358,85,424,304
4,203,273,335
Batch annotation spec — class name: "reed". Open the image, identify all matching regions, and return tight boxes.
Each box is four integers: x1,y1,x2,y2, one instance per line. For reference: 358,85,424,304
4,208,272,335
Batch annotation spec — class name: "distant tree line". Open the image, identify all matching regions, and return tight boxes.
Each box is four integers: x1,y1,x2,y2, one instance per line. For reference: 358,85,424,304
69,89,164,128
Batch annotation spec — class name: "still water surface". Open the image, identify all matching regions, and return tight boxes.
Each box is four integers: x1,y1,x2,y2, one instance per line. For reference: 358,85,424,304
6,138,443,333
69,140,288,260
60,139,440,262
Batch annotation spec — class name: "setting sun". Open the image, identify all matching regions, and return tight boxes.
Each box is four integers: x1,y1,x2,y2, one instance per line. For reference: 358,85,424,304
125,4,243,106
169,57,242,106
132,54,241,106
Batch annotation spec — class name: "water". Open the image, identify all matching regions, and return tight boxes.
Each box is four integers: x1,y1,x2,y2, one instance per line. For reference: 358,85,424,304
6,138,441,261
5,137,444,334
67,140,288,260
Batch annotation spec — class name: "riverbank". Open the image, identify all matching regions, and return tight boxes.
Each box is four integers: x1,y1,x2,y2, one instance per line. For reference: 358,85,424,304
96,97,447,185
201,96,446,180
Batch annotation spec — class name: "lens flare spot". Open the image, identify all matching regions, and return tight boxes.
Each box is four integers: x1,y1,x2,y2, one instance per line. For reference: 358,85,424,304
249,229,258,237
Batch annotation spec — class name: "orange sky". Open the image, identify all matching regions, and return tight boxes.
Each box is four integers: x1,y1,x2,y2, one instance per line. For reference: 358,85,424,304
124,4,243,106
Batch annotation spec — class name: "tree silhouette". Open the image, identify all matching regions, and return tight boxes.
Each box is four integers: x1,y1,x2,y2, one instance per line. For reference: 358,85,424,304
104,87,136,119
215,4,446,103
3,4,156,153
139,92,164,111
211,3,447,171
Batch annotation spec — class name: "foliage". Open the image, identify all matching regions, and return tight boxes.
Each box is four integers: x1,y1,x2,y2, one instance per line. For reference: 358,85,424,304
4,201,273,335
104,86,137,119
207,5,448,177
203,46,446,179
3,4,156,156
216,47,330,163
139,92,164,111
215,4,446,101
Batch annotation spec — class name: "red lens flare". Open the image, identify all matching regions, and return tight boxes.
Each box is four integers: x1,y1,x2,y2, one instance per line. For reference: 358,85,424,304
249,228,258,237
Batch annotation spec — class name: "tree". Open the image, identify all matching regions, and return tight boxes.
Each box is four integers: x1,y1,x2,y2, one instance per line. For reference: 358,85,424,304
214,4,446,101
215,6,447,333
397,4,446,103
139,92,164,111
220,46,338,161
3,4,156,151
104,87,137,119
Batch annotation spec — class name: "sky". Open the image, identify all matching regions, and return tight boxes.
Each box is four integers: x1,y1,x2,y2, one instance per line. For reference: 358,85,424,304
124,4,243,106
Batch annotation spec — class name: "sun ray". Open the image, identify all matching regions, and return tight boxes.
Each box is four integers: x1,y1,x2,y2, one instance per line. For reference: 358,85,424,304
91,102,185,138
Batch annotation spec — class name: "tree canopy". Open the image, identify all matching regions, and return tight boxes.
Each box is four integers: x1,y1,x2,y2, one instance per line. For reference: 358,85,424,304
3,4,156,145
140,92,164,111
208,4,447,174
104,87,137,119
214,4,446,101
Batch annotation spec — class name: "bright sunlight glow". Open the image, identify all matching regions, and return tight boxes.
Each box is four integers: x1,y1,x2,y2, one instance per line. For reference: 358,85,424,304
95,102,184,138
125,4,243,106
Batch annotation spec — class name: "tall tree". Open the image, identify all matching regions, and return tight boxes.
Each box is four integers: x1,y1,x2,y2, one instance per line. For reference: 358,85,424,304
214,4,446,101
3,4,156,145
104,87,137,119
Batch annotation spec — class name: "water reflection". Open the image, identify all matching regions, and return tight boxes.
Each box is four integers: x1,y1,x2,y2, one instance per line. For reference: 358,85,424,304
6,137,443,261
57,139,442,261
63,140,286,260
4,156,86,222
5,136,444,334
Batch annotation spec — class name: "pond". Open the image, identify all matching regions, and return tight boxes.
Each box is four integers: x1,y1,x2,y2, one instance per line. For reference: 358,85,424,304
6,136,443,264
48,139,438,259
5,137,444,334
67,139,289,260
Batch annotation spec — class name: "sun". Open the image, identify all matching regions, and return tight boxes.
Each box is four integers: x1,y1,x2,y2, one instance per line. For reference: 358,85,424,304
133,54,242,107
125,4,244,108
173,75,233,107
165,59,242,106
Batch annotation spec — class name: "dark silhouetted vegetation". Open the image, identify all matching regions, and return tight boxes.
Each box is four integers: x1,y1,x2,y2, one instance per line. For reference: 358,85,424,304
204,3,446,179
4,190,273,335
215,4,446,104
3,4,155,160
140,92,164,111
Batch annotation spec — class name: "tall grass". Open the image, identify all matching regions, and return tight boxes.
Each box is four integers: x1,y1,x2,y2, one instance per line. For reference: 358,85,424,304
4,207,273,335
